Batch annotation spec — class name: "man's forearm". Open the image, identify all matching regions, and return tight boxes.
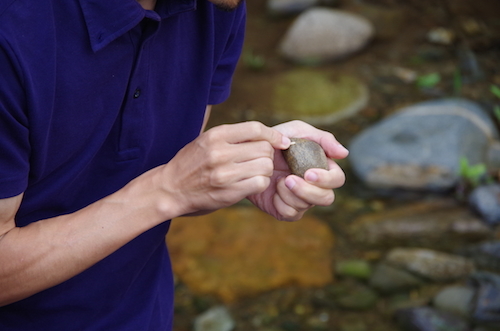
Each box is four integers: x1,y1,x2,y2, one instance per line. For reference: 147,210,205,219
0,167,177,306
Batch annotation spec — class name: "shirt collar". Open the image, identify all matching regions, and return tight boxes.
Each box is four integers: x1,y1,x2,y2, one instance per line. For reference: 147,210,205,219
79,0,196,53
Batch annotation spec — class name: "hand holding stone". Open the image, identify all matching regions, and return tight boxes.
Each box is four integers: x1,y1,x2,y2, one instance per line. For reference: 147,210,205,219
282,138,329,178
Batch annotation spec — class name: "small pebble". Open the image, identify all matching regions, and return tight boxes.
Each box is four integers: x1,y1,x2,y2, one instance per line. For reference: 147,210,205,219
282,138,328,178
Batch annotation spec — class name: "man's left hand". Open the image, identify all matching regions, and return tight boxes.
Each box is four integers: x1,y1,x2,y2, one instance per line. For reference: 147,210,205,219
247,120,348,222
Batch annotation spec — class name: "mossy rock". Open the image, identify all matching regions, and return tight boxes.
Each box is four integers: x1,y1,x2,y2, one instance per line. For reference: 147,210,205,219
273,69,368,125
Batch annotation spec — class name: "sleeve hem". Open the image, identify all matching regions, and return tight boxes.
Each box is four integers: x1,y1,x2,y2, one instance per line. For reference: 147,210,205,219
208,84,231,105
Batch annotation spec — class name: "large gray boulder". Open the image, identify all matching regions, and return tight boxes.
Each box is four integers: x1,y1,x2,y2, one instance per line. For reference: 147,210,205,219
349,98,499,191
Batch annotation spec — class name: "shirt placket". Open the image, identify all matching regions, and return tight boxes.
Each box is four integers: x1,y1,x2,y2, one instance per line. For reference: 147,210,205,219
118,19,159,161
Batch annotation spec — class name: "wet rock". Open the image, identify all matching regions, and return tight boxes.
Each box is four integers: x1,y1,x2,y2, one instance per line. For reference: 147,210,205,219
433,285,475,319
427,27,456,45
349,98,499,191
167,207,335,302
327,281,378,310
306,312,330,330
339,320,367,331
386,293,430,315
469,184,500,226
369,263,425,293
395,306,470,331
335,259,372,280
280,321,301,331
393,67,418,84
457,241,500,273
267,0,319,16
349,201,491,249
460,18,485,36
416,46,450,62
283,138,328,178
194,306,235,331
272,69,369,126
457,47,484,84
486,140,500,171
279,8,374,64
385,248,475,282
468,272,500,327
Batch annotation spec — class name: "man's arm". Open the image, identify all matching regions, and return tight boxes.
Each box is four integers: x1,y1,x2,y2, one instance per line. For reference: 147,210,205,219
0,174,180,306
0,121,289,306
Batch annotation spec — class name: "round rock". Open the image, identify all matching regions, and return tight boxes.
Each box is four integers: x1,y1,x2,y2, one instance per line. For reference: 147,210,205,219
272,70,369,125
282,138,329,178
469,184,500,226
279,8,374,64
349,98,499,191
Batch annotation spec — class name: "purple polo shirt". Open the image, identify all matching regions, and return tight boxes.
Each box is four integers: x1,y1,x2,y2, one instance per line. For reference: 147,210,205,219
0,0,245,329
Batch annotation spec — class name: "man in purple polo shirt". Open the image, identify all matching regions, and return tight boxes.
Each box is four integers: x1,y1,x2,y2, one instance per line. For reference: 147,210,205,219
0,0,348,329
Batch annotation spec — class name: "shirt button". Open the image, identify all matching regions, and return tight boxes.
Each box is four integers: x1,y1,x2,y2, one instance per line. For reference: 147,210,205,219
133,89,141,98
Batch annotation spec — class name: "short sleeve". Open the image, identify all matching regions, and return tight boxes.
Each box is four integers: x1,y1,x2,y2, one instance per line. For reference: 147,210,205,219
208,3,246,105
0,36,30,198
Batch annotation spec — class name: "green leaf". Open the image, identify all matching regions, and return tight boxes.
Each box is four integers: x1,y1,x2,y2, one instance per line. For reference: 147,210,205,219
242,49,266,71
459,156,469,176
416,73,441,88
459,156,489,187
491,85,500,99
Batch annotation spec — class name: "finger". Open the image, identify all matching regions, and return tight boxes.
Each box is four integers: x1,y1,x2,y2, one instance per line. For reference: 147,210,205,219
231,175,272,197
230,141,276,163
208,176,272,207
272,191,305,222
273,120,348,159
303,160,346,189
209,157,275,187
284,175,336,207
216,122,290,150
275,177,313,211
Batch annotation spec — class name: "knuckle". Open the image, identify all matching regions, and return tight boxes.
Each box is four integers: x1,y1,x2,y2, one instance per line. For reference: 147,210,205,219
206,151,219,167
278,207,303,222
209,169,227,187
248,121,264,135
204,127,223,144
253,176,270,193
264,142,275,157
206,149,227,167
256,141,274,158
318,191,335,206
333,168,346,188
338,173,346,187
262,158,274,175
280,208,297,221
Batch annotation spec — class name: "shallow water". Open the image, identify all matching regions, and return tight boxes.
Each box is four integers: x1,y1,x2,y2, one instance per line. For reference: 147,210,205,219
174,0,500,329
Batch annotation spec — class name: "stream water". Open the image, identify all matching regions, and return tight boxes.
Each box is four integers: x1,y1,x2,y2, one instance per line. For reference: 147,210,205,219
173,0,500,330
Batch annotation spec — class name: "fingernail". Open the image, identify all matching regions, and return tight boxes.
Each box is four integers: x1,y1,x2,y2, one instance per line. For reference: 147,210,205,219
305,171,318,182
285,177,296,190
282,136,291,148
338,143,349,153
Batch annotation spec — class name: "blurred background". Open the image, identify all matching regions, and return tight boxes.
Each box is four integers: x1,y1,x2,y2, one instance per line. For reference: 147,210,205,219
168,0,500,330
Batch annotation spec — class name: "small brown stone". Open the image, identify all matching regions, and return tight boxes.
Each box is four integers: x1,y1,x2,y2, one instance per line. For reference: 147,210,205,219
282,138,329,178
